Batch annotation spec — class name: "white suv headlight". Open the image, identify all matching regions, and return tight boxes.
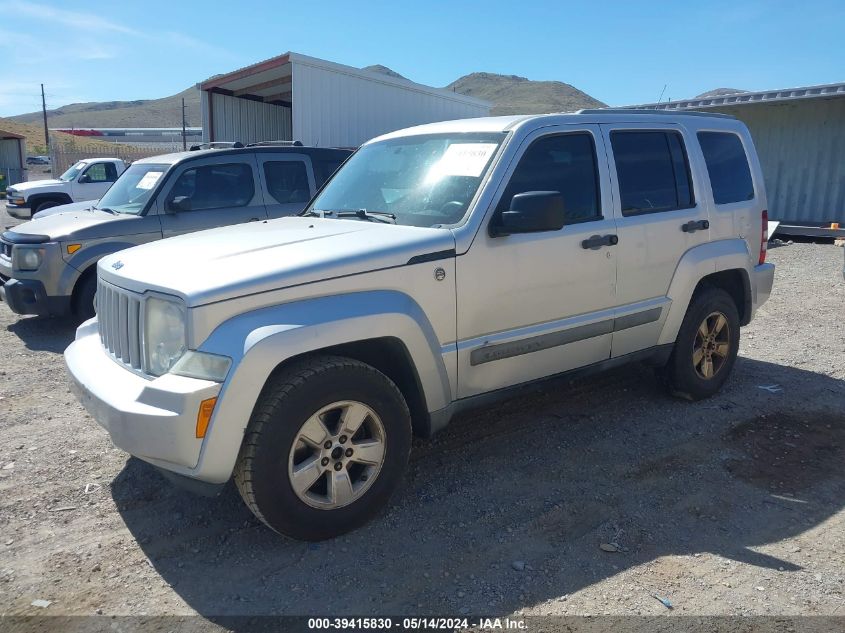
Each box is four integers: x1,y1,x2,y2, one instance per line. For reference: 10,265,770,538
144,295,187,376
12,247,44,271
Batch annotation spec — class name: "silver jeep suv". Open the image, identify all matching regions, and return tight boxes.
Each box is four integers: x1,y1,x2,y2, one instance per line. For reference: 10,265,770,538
66,111,775,540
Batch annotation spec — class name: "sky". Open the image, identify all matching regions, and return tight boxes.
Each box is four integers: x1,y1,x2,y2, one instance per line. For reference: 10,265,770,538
1,0,843,117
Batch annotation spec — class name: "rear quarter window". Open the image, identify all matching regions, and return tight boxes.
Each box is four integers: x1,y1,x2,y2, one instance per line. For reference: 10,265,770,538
697,132,755,204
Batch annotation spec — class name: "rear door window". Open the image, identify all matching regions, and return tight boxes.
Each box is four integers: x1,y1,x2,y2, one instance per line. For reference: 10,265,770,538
165,163,255,212
264,161,311,204
697,132,755,204
610,130,695,215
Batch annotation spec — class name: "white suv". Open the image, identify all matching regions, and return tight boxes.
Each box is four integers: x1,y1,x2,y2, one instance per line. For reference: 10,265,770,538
65,110,774,540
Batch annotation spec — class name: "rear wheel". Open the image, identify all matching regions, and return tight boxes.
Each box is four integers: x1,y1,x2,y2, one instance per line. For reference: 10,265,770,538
234,355,412,540
664,286,740,400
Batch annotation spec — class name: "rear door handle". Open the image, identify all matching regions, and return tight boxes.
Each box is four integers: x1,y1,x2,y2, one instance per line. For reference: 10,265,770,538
581,234,619,250
681,219,710,233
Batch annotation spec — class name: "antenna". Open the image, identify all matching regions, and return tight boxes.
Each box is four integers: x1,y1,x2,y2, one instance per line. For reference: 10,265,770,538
657,84,667,105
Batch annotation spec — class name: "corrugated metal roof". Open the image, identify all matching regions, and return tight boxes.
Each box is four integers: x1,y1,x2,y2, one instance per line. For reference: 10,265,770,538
0,129,25,139
629,81,845,111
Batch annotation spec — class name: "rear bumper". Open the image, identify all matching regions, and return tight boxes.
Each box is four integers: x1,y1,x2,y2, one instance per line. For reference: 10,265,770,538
753,263,775,312
65,320,221,475
0,277,72,316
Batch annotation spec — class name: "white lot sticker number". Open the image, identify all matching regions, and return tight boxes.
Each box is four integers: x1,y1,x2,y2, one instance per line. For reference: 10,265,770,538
426,143,497,181
136,171,164,190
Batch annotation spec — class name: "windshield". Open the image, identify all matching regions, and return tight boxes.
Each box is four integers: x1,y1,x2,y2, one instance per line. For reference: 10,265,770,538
59,162,85,182
96,163,169,215
307,133,506,227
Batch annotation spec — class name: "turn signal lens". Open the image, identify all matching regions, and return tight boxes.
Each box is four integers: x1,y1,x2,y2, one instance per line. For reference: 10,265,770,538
67,243,81,254
759,209,768,265
196,397,217,438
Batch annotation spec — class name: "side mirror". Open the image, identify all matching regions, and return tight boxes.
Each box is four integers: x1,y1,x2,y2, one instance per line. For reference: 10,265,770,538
490,191,565,237
167,196,192,213
78,174,91,184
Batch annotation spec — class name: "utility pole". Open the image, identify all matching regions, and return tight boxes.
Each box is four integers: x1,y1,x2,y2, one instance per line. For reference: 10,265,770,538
41,83,49,150
181,97,187,151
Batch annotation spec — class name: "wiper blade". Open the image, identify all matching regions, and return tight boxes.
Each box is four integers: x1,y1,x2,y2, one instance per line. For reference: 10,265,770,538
336,209,396,224
96,207,117,215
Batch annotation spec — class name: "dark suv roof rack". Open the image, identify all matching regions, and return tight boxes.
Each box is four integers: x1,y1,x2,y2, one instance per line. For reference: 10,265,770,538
245,140,304,147
189,141,245,151
576,108,734,119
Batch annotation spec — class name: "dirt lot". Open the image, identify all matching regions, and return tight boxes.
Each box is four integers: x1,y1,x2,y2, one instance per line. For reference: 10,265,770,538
0,210,843,624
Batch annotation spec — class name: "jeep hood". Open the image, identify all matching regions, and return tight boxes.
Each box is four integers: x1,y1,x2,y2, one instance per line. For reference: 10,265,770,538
8,207,145,241
99,216,456,306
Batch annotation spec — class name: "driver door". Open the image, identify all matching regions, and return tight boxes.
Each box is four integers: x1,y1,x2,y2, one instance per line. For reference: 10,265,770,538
74,162,118,201
158,154,267,238
456,126,619,397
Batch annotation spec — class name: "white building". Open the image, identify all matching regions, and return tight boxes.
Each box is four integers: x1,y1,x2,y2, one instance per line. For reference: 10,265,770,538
200,52,490,148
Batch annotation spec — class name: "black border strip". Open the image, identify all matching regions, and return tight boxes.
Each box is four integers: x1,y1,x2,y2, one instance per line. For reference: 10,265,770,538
470,306,663,366
406,249,457,265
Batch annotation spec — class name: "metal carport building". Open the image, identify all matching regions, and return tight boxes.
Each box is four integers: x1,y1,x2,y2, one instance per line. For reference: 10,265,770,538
0,129,25,195
199,52,490,148
632,82,845,235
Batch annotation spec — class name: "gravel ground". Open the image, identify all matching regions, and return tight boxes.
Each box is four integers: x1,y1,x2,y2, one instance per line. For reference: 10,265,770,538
0,212,843,624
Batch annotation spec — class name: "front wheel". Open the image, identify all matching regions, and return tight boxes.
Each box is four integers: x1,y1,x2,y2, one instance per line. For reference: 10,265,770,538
234,355,412,540
34,200,59,215
72,272,97,322
664,286,740,400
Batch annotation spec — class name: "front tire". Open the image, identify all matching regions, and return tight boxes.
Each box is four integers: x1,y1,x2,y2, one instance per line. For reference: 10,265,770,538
664,286,740,400
34,200,59,214
72,272,97,322
234,355,412,541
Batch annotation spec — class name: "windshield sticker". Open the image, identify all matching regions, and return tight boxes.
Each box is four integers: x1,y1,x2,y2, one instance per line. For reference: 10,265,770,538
136,171,164,190
426,143,497,181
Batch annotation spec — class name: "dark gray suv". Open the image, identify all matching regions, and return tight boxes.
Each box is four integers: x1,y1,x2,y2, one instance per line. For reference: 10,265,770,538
0,145,351,320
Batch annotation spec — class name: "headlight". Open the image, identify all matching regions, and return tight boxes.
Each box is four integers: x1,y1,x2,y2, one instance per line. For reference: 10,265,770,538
170,350,231,382
144,295,186,376
12,247,44,271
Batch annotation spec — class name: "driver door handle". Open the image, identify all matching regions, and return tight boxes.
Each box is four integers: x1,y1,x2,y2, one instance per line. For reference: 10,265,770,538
581,234,619,250
681,219,710,232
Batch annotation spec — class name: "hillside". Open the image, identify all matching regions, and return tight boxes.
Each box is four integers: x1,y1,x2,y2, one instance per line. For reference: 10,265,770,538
9,87,201,129
446,72,606,114
695,88,748,99
7,67,606,129
0,116,118,155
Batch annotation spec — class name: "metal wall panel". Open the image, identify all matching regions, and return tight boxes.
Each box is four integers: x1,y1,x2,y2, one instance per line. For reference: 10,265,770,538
713,99,845,224
202,91,292,145
291,61,490,148
0,138,23,169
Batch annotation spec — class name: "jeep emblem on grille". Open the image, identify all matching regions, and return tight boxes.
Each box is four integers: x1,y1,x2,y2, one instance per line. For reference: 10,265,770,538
111,261,124,270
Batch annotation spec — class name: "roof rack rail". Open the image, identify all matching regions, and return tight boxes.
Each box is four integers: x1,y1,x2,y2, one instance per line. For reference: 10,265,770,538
576,108,735,119
245,140,304,147
189,141,245,151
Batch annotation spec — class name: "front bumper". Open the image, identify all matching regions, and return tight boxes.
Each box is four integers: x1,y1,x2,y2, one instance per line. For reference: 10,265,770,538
65,320,222,475
0,276,71,316
753,262,775,309
5,200,31,219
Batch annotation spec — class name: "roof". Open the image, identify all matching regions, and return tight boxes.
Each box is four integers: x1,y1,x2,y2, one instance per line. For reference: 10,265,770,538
199,51,490,108
0,129,25,140
628,81,845,111
370,110,741,143
133,145,353,166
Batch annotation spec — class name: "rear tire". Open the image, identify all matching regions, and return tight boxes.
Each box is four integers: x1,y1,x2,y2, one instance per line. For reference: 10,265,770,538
234,355,412,541
72,272,97,323
664,286,740,400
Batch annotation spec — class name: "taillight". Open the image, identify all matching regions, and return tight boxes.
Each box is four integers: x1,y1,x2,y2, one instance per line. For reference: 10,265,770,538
759,209,768,265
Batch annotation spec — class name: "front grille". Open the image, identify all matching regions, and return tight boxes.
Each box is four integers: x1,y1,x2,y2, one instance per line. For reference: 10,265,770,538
97,278,143,371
